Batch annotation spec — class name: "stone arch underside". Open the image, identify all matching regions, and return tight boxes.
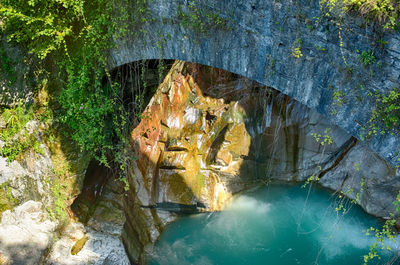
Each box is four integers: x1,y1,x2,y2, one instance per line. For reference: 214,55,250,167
109,0,400,166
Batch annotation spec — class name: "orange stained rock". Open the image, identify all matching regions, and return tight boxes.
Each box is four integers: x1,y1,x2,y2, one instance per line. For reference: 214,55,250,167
129,62,258,211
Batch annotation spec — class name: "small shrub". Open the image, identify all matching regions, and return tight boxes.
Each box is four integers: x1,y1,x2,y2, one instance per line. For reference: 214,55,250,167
320,0,400,30
291,38,303,58
359,50,376,66
345,0,400,29
0,48,16,84
177,0,232,34
368,87,400,134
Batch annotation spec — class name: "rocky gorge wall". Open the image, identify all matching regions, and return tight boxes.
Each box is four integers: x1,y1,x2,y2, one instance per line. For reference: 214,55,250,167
0,57,398,264
122,61,400,264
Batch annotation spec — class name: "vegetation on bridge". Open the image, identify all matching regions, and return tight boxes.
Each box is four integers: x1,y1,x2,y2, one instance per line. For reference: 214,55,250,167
321,0,400,30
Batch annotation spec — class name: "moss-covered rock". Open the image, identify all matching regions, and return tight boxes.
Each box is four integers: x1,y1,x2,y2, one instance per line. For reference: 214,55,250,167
70,235,88,255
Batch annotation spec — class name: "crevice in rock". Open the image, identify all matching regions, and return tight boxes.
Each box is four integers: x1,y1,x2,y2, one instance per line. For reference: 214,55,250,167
166,146,188,152
160,120,170,129
339,173,350,191
70,159,116,224
207,125,229,164
206,111,217,125
158,165,186,170
318,137,358,180
141,202,207,214
151,148,163,205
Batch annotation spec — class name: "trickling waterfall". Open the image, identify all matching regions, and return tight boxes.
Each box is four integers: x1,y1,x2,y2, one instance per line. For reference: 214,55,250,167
263,100,273,130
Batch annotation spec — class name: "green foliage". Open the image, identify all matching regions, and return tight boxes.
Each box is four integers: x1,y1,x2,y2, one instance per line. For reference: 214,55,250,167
363,219,397,264
0,181,18,214
177,0,232,34
359,50,376,66
311,128,333,146
291,38,303,58
345,0,400,29
333,89,346,106
0,0,83,59
393,190,400,212
334,193,349,214
303,174,321,187
320,0,400,29
1,132,36,161
119,176,130,192
0,103,43,161
58,75,116,163
50,180,68,220
314,44,328,52
0,103,32,141
0,48,16,84
303,128,333,187
0,0,149,170
366,87,400,137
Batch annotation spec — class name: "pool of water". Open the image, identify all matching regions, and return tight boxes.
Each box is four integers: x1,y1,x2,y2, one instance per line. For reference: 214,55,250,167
147,184,399,265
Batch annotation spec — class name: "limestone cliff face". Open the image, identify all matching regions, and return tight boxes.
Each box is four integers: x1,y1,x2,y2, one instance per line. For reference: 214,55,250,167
123,61,400,264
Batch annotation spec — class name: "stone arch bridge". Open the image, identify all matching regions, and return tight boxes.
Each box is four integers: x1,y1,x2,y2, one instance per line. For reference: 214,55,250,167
109,0,400,166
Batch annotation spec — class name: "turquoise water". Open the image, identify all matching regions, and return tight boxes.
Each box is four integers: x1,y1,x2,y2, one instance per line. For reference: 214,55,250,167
148,184,399,265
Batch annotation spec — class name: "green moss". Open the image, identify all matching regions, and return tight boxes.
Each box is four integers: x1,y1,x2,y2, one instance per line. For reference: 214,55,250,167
50,181,68,221
359,50,376,66
71,235,89,255
164,173,194,204
0,182,18,216
0,103,46,162
194,172,206,190
0,48,16,85
177,0,233,34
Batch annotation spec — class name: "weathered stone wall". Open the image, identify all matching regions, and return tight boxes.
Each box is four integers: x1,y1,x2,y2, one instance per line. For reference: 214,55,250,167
110,0,400,167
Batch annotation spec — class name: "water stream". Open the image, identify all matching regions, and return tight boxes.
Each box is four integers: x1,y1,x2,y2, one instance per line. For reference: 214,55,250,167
148,184,399,265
